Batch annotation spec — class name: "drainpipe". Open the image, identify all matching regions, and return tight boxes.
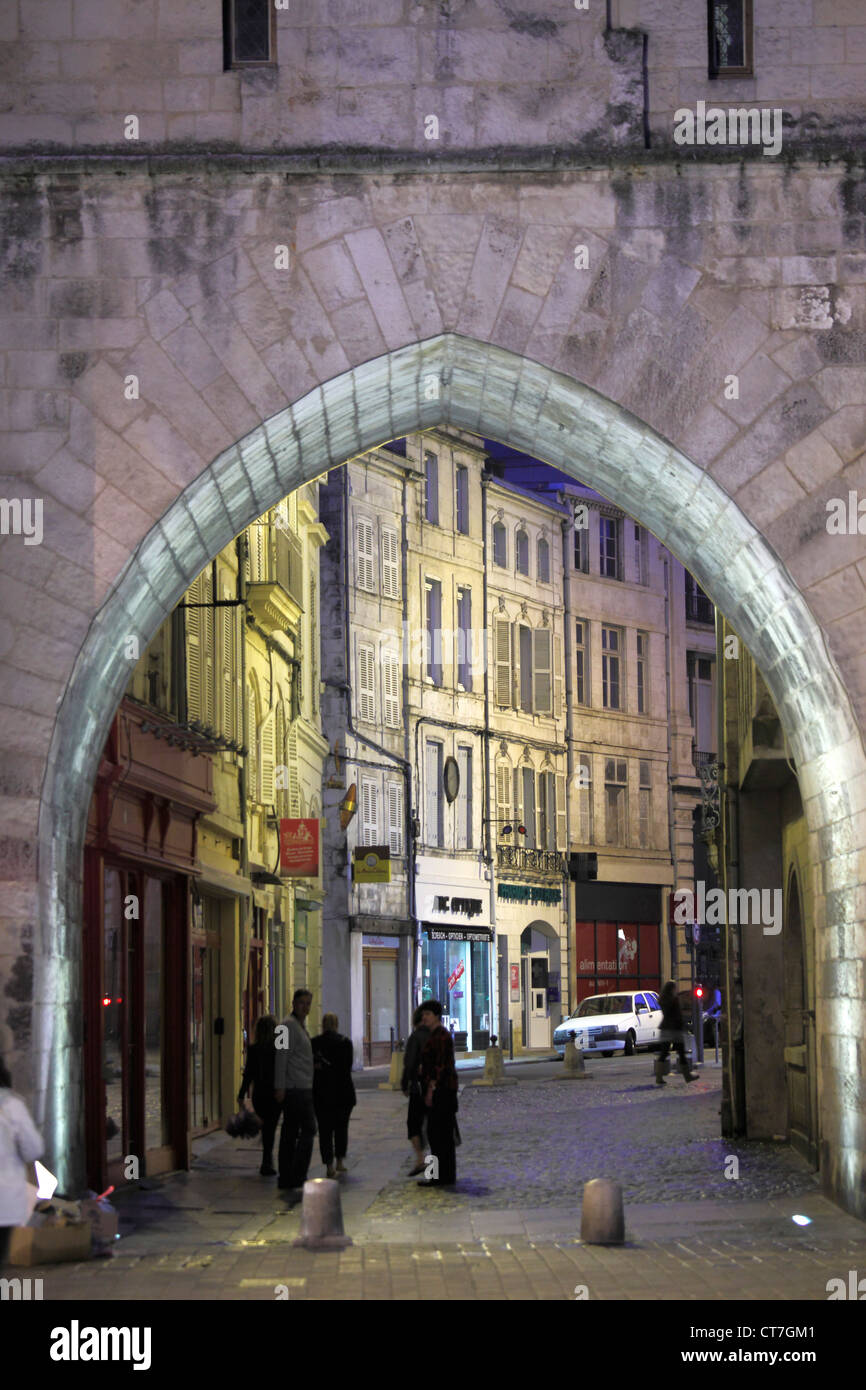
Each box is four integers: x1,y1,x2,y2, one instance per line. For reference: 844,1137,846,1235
237,535,251,1048
481,471,496,1039
662,558,679,983
561,517,575,1016
400,472,419,1018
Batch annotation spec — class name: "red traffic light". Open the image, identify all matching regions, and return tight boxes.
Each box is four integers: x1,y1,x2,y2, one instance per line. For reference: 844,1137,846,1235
695,986,704,999
102,995,111,1007
517,824,526,835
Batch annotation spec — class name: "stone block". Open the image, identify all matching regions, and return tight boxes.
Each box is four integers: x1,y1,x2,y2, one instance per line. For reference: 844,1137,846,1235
344,228,416,350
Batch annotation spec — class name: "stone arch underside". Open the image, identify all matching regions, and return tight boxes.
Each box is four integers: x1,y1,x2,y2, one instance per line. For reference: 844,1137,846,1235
37,334,866,1214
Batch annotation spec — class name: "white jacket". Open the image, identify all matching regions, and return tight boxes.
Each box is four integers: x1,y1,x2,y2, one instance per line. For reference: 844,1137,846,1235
0,1088,44,1226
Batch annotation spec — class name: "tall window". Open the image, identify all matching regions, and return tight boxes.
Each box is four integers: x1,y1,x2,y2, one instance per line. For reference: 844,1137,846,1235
601,626,622,710
516,528,529,576
455,466,469,535
533,628,552,715
638,760,652,850
425,740,444,848
633,523,647,585
381,526,400,600
574,522,588,573
356,519,375,592
492,521,507,567
308,576,319,716
521,766,537,849
575,620,589,706
685,572,714,625
219,580,237,741
494,616,511,706
708,0,753,78
357,642,376,723
424,451,439,525
383,653,401,729
599,516,621,579
386,780,403,856
457,586,472,692
457,745,473,850
636,631,648,715
496,762,512,831
224,0,275,68
425,579,442,686
578,754,593,844
360,776,380,847
604,758,627,846
537,536,550,583
538,770,559,851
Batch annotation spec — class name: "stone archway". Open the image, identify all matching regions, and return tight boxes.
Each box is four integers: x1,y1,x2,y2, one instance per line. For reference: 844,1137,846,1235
34,333,866,1213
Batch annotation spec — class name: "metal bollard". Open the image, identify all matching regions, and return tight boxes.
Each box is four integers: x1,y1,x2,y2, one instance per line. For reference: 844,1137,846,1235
508,1018,514,1060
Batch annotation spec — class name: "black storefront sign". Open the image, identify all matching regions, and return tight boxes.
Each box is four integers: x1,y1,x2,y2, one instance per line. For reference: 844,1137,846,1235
426,926,493,943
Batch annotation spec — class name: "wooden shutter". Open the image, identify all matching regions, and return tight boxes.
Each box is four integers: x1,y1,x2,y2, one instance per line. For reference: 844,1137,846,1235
387,781,403,855
247,686,258,798
360,777,378,846
221,584,235,741
357,519,375,590
425,741,441,847
512,765,523,828
494,618,511,707
553,633,563,719
533,628,552,714
382,527,399,599
556,773,567,850
201,568,215,730
384,655,400,728
185,573,203,722
259,707,275,804
496,764,511,828
357,642,375,722
457,745,472,850
288,724,300,816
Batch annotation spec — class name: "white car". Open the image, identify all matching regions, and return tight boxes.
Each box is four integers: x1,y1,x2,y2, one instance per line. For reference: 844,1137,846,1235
553,990,663,1058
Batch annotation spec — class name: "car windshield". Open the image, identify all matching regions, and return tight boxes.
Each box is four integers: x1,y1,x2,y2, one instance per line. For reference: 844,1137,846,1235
575,995,631,1017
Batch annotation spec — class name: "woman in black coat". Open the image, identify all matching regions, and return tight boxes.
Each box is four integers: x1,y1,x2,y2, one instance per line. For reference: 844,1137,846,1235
655,982,698,1085
312,1013,356,1178
238,1013,279,1175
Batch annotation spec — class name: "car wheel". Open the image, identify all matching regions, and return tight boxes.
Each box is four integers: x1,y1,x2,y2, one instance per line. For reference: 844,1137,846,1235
602,1050,614,1058
623,1030,636,1057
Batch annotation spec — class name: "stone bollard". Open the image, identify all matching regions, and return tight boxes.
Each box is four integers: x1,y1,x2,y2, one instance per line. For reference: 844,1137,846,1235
293,1178,353,1250
378,1047,404,1090
580,1178,625,1245
471,1043,517,1087
555,1036,589,1080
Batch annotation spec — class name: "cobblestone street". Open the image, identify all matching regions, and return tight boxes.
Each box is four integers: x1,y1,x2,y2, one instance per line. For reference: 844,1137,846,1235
21,1056,866,1302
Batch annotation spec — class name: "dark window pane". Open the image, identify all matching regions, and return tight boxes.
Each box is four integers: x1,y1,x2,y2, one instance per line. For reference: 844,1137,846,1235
713,1,745,69
233,0,271,62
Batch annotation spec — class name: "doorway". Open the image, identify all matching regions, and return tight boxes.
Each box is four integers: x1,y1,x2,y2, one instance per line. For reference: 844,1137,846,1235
783,872,818,1167
523,953,550,1048
190,893,222,1134
364,946,398,1065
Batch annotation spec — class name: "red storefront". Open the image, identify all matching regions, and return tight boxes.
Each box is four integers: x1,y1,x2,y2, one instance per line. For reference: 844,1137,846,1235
574,883,662,1004
83,699,216,1190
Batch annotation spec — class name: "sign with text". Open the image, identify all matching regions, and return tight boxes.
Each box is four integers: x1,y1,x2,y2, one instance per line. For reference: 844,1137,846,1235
279,818,320,877
447,960,465,992
353,845,391,883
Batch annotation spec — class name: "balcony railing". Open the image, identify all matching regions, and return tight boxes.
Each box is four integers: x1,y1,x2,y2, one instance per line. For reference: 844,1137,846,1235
693,747,716,768
496,845,565,875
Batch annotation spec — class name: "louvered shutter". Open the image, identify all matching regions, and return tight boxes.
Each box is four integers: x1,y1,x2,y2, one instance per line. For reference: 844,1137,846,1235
382,527,399,599
357,643,375,723
512,765,523,829
200,568,215,730
259,708,275,804
553,633,563,719
556,773,567,850
275,702,286,816
496,765,511,827
247,687,258,798
387,781,403,855
221,585,235,741
361,777,378,846
533,628,552,714
495,619,511,707
288,725,300,816
384,655,400,728
357,520,375,591
185,574,203,722
425,742,441,847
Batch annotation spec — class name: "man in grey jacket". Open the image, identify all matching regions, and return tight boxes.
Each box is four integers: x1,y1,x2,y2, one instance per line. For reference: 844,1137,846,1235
274,989,316,1199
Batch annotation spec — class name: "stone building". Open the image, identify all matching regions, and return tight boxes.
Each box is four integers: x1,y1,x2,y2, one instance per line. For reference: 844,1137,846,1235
2,2,866,1214
80,485,327,1187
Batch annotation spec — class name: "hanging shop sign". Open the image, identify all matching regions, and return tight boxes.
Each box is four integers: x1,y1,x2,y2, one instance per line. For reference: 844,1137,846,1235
353,845,391,883
497,883,561,905
510,963,521,1000
279,818,320,877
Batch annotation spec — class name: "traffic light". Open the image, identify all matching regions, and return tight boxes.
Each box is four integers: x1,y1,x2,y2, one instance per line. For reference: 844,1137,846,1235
695,985,704,1001
569,852,598,881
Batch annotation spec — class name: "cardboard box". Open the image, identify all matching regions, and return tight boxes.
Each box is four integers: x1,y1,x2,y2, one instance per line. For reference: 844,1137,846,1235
80,1198,119,1245
8,1221,92,1267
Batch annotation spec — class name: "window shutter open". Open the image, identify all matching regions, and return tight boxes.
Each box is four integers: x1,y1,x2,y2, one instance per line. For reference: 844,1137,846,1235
553,634,563,719
387,781,403,855
288,725,300,816
357,519,375,591
384,655,400,728
357,642,375,723
360,777,379,846
221,584,236,741
495,618,511,707
185,574,203,722
496,764,511,828
556,773,566,850
382,527,399,599
533,628,552,714
513,766,523,828
259,707,275,804
201,569,215,730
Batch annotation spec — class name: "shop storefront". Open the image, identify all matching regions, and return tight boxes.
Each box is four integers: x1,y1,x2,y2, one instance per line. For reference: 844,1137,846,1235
416,857,492,1052
573,882,662,1003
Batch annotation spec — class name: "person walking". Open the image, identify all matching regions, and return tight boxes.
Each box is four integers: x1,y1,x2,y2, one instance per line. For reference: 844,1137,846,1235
654,980,698,1085
274,989,317,1202
0,1056,44,1266
311,1013,356,1179
237,1013,279,1176
401,1005,431,1177
417,1000,459,1188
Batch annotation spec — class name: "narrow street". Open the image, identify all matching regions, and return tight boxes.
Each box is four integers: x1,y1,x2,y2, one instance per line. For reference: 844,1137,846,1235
35,1058,866,1302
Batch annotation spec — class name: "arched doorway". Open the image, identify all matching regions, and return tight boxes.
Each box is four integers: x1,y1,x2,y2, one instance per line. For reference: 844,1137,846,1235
520,920,562,1051
35,335,866,1210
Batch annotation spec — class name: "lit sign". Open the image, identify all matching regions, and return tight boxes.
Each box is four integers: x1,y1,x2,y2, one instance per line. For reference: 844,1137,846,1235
434,895,482,918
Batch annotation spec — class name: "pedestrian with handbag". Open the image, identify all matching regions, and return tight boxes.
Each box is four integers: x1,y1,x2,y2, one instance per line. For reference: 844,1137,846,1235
654,981,698,1085
416,999,459,1188
274,989,317,1201
0,1055,44,1266
401,1005,431,1177
311,1013,356,1178
237,1014,279,1175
